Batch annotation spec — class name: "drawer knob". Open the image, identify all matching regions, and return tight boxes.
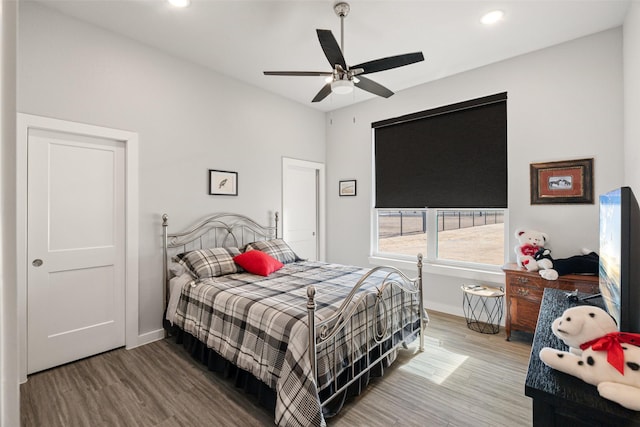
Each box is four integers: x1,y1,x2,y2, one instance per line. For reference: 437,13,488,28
517,288,530,296
517,277,529,284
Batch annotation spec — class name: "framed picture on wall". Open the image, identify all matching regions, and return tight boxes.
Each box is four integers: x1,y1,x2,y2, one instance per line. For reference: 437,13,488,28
530,158,593,204
339,180,357,196
209,169,238,196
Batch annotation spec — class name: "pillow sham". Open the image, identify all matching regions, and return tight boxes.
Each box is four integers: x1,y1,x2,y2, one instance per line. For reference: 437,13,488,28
244,239,301,264
169,261,186,277
176,247,242,279
233,250,284,277
166,272,195,325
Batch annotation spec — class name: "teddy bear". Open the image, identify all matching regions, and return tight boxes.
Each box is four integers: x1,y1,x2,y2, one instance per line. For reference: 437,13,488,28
539,305,640,410
514,229,553,272
537,248,600,281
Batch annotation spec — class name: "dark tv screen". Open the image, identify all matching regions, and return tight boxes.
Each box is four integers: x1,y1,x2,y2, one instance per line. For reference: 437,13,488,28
599,186,640,332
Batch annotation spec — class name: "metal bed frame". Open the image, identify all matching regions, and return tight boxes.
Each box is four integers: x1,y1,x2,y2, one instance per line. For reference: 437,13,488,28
162,212,278,313
162,211,425,415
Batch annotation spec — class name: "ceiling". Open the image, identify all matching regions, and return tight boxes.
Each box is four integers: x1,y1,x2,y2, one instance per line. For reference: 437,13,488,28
33,0,631,112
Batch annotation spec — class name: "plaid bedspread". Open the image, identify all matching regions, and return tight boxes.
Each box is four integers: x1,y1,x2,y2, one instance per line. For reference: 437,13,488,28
171,260,421,427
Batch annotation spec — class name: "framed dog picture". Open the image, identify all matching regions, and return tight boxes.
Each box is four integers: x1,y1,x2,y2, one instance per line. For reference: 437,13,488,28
530,158,593,204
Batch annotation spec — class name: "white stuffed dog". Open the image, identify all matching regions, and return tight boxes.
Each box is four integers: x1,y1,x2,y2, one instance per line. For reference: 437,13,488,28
539,305,640,410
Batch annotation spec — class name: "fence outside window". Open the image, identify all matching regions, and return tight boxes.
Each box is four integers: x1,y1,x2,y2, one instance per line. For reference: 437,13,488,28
379,210,504,237
377,210,505,265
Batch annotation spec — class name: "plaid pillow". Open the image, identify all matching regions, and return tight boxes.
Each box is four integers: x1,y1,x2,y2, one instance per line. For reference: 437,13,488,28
244,239,301,264
176,247,242,279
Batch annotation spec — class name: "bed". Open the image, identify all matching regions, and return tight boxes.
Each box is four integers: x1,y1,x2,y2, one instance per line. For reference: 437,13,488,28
162,212,426,427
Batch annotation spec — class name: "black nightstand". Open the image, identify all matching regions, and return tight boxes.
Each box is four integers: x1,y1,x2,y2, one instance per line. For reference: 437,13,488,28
525,288,640,426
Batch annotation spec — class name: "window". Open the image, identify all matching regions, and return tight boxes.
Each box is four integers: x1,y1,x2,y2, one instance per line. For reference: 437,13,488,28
435,209,504,265
375,209,505,266
372,93,507,268
377,209,427,258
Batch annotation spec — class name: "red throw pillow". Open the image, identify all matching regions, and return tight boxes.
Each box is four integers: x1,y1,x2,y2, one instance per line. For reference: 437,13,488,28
234,250,284,277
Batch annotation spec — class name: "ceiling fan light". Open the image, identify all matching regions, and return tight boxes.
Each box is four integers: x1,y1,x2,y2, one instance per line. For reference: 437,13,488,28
481,10,504,25
331,79,354,94
168,0,190,8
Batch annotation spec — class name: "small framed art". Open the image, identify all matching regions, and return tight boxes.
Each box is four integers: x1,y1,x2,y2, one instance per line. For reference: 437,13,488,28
209,169,238,196
339,180,357,197
530,158,593,204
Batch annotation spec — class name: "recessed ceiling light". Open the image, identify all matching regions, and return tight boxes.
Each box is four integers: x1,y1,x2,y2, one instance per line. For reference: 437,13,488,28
481,10,504,25
168,0,190,8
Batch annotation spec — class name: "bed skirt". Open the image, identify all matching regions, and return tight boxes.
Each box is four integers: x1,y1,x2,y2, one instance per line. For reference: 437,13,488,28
168,324,402,420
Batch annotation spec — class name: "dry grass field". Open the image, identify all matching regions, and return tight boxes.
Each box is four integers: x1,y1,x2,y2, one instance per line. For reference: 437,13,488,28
378,223,505,265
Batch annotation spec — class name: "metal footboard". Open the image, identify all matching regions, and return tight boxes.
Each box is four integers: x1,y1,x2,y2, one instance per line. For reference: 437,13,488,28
307,254,424,408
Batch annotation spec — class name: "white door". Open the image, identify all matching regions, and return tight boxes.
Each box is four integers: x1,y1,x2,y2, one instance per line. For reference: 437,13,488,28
27,129,125,374
282,158,325,261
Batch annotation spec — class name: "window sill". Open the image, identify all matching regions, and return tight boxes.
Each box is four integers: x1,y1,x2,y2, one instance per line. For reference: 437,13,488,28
368,255,505,284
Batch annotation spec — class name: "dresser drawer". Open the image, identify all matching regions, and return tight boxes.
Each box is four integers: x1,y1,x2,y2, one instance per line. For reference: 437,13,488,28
558,279,600,295
509,284,544,302
507,274,544,290
509,296,540,333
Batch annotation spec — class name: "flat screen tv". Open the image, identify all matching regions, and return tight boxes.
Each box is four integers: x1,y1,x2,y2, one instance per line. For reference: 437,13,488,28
598,186,640,333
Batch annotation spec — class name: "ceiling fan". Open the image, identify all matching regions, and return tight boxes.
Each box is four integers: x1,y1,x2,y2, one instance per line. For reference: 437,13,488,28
263,2,425,103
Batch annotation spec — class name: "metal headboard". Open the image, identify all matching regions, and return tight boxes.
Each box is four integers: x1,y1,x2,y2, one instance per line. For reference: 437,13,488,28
161,212,279,314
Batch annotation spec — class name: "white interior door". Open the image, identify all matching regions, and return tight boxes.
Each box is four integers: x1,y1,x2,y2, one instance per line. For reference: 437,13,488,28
282,158,325,261
27,129,125,374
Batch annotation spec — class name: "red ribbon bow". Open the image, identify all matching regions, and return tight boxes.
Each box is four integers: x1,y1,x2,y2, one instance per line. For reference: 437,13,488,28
580,332,640,375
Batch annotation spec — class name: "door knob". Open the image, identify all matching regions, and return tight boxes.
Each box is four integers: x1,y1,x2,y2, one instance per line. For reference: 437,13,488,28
32,259,43,267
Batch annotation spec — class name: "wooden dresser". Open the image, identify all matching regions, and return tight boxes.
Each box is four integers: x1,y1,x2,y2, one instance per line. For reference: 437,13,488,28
502,263,599,340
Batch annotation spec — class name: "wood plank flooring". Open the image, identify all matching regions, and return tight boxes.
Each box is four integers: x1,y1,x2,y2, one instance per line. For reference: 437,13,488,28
20,311,533,426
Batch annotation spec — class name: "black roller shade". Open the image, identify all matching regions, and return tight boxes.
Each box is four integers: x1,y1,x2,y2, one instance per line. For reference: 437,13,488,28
373,93,507,209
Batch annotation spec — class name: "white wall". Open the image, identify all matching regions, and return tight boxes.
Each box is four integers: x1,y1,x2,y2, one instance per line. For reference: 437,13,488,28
326,28,624,315
13,2,636,337
1,0,19,424
17,2,326,337
625,2,640,191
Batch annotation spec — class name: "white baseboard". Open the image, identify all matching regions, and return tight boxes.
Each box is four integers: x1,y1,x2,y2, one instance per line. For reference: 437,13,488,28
129,328,165,349
426,301,464,318
425,301,506,326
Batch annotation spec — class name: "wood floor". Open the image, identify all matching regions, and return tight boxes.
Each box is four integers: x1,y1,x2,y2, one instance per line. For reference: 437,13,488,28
20,311,533,427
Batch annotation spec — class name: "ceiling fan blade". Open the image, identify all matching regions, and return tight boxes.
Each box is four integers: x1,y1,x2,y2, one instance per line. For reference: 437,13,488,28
312,83,332,103
354,76,394,98
316,29,347,70
352,52,424,75
264,71,333,77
